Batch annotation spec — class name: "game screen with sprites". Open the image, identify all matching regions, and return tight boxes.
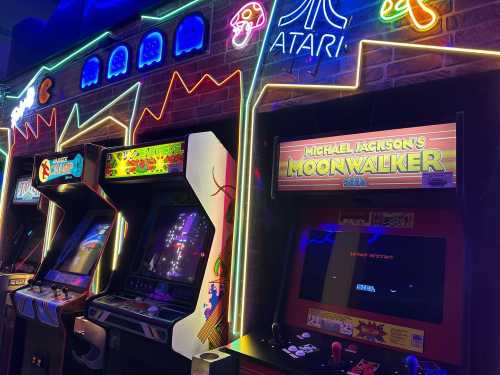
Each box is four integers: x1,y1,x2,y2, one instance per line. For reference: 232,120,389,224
299,230,446,323
58,222,112,275
139,207,212,284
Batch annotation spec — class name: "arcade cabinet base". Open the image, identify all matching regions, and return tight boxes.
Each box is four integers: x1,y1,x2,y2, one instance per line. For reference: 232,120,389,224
226,327,460,375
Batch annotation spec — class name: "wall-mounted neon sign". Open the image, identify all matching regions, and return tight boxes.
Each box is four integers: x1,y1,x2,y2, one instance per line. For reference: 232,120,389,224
38,153,84,184
277,123,457,191
269,0,348,58
104,142,184,179
38,77,53,105
230,2,266,50
11,86,36,130
174,13,207,58
379,0,438,32
81,56,101,90
138,31,165,70
107,45,130,80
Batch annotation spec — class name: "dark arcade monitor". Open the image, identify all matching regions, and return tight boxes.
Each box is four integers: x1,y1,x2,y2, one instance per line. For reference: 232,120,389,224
138,205,212,286
299,230,446,324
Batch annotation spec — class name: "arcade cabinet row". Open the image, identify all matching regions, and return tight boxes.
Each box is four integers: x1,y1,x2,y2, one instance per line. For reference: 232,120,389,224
0,132,235,375
0,122,470,375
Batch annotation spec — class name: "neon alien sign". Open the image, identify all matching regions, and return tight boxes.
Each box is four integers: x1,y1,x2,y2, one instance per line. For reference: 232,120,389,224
230,2,266,49
379,0,439,32
269,0,348,58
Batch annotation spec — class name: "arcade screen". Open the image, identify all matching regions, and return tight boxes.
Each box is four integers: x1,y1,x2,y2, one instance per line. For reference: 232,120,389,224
13,225,44,273
13,176,40,205
58,222,112,275
299,230,446,323
45,216,112,288
138,206,212,284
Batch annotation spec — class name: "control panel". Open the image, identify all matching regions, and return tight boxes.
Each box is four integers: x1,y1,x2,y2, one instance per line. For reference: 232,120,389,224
227,327,458,375
14,280,82,327
125,275,196,304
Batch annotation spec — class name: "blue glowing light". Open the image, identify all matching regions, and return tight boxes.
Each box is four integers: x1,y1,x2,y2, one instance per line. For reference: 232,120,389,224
107,44,130,80
138,31,165,70
174,13,207,58
81,56,101,89
356,283,376,293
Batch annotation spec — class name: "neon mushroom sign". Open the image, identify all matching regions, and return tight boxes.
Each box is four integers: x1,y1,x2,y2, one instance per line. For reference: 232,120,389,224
230,2,266,49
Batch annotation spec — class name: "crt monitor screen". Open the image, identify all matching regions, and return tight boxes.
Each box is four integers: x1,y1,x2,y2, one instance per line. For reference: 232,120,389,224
13,176,40,205
299,230,446,323
138,206,212,284
57,222,113,275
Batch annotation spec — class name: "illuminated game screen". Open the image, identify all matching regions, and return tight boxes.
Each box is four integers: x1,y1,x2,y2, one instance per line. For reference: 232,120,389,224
139,206,212,284
299,230,446,323
45,216,112,288
13,176,41,205
58,222,112,275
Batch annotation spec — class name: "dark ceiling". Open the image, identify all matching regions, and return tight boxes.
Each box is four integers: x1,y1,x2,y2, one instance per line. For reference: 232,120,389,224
0,0,59,79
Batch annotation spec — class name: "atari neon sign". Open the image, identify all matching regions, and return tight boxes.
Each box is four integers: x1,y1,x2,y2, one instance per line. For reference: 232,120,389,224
269,0,348,58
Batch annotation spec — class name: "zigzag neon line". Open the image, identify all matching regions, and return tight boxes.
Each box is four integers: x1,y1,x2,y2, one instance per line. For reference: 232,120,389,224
13,108,58,150
6,32,112,100
232,28,500,336
7,0,208,102
132,70,242,144
44,82,141,264
58,82,142,150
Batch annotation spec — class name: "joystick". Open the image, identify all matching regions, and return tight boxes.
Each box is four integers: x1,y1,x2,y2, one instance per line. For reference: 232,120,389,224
35,280,43,293
404,355,419,375
62,287,69,300
330,341,342,365
51,284,59,298
27,279,34,290
268,322,283,346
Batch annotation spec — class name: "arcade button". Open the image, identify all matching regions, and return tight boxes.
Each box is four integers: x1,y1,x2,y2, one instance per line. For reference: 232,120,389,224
300,332,311,339
295,350,306,357
346,344,358,354
147,305,160,315
288,345,298,352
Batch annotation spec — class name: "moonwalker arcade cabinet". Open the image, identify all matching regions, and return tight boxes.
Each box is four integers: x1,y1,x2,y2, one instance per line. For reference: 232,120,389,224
0,169,48,375
227,123,465,375
12,144,117,375
75,132,235,374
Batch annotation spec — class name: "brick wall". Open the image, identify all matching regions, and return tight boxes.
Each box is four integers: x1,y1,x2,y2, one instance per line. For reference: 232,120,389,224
3,0,265,156
257,0,500,110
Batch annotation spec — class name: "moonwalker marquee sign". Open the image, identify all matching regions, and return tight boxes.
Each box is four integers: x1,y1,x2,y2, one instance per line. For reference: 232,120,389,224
277,123,457,191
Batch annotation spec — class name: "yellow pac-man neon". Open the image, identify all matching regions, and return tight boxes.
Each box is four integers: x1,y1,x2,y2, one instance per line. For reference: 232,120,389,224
380,0,439,32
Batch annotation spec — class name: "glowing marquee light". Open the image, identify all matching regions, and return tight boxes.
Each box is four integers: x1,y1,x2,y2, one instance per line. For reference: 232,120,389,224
379,0,439,32
230,2,267,50
269,0,348,58
11,86,36,130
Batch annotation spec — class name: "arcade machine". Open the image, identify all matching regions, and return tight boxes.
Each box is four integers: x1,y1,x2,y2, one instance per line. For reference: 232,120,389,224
0,159,49,375
11,144,117,375
227,123,465,375
73,132,235,374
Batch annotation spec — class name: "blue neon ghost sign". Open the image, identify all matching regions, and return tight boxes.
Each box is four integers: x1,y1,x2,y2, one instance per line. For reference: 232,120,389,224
81,56,101,90
174,13,207,58
107,44,130,80
138,31,165,70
